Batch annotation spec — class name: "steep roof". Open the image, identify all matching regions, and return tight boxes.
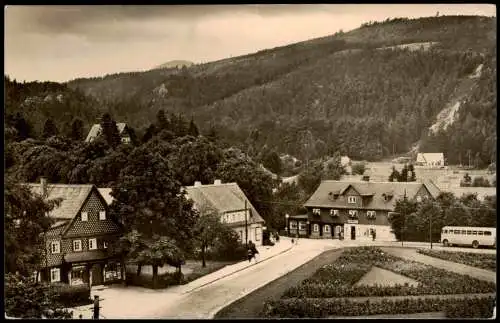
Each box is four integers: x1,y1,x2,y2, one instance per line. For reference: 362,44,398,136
304,180,441,211
85,123,127,142
416,153,444,164
26,184,94,220
185,183,265,224
98,188,113,205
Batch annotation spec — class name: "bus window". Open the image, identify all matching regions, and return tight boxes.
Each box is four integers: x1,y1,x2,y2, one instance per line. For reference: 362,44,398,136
485,231,492,236
461,230,467,234
478,231,484,235
466,230,472,235
472,231,477,235
443,230,448,234
454,230,460,234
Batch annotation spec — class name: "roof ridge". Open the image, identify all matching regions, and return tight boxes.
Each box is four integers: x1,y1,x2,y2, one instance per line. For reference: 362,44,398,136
26,183,94,187
185,182,238,188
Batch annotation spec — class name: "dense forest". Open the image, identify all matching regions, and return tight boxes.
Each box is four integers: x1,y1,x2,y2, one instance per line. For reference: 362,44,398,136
5,15,497,166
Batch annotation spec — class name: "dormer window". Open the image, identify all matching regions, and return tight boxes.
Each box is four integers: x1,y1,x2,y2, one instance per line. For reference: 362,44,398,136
367,211,376,219
81,212,88,222
348,210,358,218
348,196,357,204
330,209,339,217
312,208,321,215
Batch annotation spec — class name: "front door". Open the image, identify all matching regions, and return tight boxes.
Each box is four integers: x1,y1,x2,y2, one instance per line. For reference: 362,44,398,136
351,226,356,240
91,264,103,286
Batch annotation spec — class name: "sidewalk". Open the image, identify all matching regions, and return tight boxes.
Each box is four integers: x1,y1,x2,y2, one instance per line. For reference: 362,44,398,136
69,238,294,318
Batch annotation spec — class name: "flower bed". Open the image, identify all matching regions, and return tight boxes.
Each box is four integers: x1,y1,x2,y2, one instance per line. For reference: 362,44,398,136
282,247,495,298
416,249,496,271
261,296,495,318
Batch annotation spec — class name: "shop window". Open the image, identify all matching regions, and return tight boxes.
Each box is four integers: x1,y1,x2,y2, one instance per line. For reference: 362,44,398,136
71,266,86,286
104,263,122,282
50,268,60,283
299,222,306,230
290,221,298,229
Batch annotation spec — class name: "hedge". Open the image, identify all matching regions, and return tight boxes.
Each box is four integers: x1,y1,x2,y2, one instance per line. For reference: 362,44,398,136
261,296,495,318
416,249,497,271
125,272,184,289
282,247,496,298
51,283,91,307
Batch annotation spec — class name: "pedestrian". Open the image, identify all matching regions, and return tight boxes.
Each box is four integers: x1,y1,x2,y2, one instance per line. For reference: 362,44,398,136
275,232,280,243
372,230,376,241
247,240,259,263
79,314,83,319
295,233,299,245
340,230,344,240
93,295,100,320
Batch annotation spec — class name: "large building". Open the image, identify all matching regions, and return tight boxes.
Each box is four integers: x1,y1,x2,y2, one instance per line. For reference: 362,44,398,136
416,153,445,167
27,179,124,287
185,180,266,246
287,180,441,241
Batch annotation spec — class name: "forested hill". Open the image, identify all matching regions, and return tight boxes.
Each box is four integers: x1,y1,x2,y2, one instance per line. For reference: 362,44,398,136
7,15,496,166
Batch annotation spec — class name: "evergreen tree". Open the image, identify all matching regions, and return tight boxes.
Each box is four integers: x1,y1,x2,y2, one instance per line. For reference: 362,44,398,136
408,164,417,181
388,166,400,182
207,125,219,142
42,118,58,139
142,124,158,143
100,113,121,148
400,164,409,182
13,113,33,141
70,118,84,141
156,109,169,130
188,117,199,137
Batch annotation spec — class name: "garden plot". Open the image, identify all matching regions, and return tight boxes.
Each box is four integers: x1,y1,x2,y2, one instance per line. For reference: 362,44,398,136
354,266,419,288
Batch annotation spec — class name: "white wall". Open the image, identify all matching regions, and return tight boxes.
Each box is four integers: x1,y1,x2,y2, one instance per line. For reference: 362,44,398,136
344,224,396,241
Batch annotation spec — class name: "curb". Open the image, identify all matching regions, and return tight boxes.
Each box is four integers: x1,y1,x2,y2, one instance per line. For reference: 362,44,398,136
182,244,295,294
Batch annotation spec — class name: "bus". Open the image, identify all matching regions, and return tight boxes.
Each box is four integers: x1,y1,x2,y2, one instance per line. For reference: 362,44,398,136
440,226,496,249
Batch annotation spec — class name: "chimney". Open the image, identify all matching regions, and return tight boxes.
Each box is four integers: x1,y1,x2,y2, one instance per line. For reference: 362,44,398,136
214,179,222,185
194,181,202,187
40,177,47,198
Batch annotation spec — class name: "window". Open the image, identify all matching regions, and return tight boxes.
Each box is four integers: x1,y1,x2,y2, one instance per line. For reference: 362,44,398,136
461,230,467,234
290,221,298,229
478,231,484,236
255,227,261,241
99,211,106,220
330,209,339,216
50,268,60,282
71,266,85,286
485,231,492,236
348,210,358,218
81,212,88,222
324,225,330,233
472,231,477,235
467,230,472,235
443,230,448,234
121,137,131,143
312,208,321,215
89,238,97,250
367,211,376,218
313,224,319,232
238,231,243,241
299,222,306,230
348,196,357,204
416,196,422,202
73,240,82,252
51,241,61,254
454,230,460,234
103,241,108,249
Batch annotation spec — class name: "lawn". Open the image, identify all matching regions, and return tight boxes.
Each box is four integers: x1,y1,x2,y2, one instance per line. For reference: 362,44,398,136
125,260,238,289
262,247,496,318
416,249,497,271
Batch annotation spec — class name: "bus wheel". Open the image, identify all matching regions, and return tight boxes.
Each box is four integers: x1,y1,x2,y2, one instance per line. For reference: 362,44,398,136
443,240,449,247
472,240,479,249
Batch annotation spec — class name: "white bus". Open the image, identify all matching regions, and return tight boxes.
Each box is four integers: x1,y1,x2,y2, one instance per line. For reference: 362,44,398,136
440,226,496,249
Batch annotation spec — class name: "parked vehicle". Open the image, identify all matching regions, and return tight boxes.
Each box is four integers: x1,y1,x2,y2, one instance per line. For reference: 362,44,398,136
440,226,496,249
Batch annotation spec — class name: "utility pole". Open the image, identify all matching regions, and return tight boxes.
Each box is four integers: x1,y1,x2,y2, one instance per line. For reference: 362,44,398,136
429,206,433,249
402,189,407,247
245,199,248,247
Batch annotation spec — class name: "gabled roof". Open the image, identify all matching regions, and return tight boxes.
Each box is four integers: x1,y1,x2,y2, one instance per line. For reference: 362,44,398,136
304,180,441,211
185,183,265,224
26,184,94,220
416,153,444,164
85,123,127,142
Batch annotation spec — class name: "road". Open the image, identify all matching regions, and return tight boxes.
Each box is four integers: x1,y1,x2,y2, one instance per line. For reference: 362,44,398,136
149,239,334,319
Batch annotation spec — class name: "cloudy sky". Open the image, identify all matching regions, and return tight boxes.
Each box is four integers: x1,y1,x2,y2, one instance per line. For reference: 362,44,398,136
5,4,496,82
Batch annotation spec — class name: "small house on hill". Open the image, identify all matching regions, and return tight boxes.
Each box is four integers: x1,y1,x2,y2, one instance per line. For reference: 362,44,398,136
416,153,444,167
185,180,266,246
85,123,131,144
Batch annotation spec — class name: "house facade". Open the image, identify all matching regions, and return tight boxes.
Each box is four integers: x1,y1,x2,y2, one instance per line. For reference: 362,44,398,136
288,180,441,241
416,153,445,167
185,180,266,246
85,123,131,144
28,179,124,287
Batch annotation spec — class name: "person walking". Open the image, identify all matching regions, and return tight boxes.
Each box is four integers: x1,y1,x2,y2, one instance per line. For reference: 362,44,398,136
275,232,280,243
247,240,259,263
372,230,376,241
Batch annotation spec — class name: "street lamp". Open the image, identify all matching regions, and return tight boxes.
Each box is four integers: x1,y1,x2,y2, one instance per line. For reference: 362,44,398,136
285,214,289,237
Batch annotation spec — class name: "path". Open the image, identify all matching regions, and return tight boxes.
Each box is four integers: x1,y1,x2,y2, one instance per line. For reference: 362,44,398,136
382,247,496,284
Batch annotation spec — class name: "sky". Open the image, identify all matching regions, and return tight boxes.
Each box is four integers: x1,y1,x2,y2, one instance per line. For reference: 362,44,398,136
4,4,496,83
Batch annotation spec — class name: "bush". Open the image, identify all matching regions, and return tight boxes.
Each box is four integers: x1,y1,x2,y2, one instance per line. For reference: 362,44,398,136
51,282,91,307
125,271,185,289
261,296,495,318
209,229,248,261
351,162,366,175
416,249,496,271
472,176,491,187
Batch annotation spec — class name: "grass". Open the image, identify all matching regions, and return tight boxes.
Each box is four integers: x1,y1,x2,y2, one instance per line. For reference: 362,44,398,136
416,249,497,271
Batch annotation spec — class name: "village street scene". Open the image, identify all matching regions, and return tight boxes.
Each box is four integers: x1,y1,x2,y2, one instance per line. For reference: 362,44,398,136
4,4,497,320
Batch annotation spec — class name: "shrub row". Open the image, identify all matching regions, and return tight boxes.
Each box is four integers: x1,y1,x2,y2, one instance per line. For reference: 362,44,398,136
51,283,91,307
282,247,495,298
261,296,495,318
125,272,184,289
416,249,497,271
